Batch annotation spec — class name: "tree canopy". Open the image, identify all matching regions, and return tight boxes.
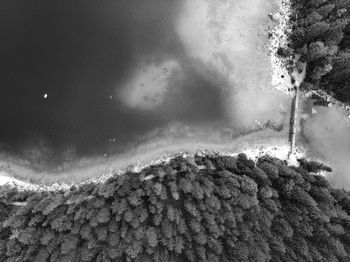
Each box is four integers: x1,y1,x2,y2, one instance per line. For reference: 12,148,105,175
286,0,350,103
0,153,350,262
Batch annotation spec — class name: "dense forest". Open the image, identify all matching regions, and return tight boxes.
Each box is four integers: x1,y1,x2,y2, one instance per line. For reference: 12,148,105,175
285,0,350,103
1,154,350,262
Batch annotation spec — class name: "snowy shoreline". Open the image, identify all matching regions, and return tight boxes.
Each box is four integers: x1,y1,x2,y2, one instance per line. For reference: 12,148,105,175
0,127,305,191
0,143,306,191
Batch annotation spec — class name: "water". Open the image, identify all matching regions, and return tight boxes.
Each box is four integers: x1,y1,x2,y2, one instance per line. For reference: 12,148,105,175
0,0,228,165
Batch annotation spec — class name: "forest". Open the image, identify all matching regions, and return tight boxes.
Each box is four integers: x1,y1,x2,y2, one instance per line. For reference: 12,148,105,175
285,0,350,103
1,153,350,262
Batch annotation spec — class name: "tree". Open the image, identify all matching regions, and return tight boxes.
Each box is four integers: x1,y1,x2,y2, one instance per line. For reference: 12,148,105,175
95,226,108,241
1,154,350,261
79,243,98,262
146,227,158,248
50,213,72,232
317,4,335,17
61,234,79,254
178,178,193,193
96,207,111,224
35,247,50,262
239,175,258,195
97,181,118,199
42,194,65,216
18,227,37,245
299,159,333,173
167,181,179,200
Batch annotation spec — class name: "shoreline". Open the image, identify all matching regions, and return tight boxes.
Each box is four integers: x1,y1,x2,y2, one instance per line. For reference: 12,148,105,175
1,128,295,190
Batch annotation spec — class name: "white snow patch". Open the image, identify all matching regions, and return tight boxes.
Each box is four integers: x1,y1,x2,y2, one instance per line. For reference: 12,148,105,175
85,144,306,186
240,144,305,165
270,0,294,95
0,171,70,192
0,143,307,192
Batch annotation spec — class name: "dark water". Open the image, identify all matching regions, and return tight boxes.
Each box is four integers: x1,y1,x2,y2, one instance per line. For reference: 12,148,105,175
0,0,228,164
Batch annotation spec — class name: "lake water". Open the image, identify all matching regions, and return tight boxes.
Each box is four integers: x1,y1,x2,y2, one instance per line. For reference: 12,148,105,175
0,0,229,165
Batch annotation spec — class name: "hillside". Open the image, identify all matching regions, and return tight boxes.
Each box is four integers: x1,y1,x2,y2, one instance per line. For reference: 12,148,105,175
1,154,350,262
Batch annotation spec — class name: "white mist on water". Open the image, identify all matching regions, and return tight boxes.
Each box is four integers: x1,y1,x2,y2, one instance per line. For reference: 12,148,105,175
303,106,350,190
176,0,290,129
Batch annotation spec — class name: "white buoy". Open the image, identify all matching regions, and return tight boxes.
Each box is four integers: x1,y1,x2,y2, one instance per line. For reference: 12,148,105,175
43,93,48,99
